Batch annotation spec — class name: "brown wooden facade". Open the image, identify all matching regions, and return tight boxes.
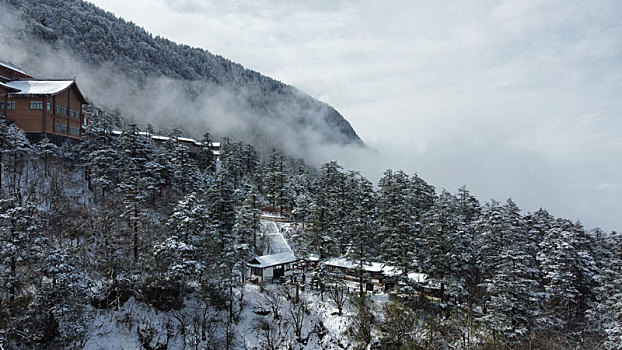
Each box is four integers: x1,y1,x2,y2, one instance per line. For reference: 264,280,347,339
0,61,88,139
0,62,32,81
4,82,87,138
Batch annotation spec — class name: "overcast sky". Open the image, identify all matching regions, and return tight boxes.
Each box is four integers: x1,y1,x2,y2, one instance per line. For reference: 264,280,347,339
86,0,622,232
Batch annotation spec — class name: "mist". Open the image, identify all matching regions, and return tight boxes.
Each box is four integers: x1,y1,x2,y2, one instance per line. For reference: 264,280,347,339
2,1,622,233
0,4,367,165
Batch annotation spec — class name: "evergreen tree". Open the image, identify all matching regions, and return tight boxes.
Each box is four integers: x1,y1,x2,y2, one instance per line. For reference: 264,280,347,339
0,199,45,302
206,170,236,250
420,190,465,301
169,140,202,193
537,219,598,330
197,132,215,172
345,174,377,296
309,161,346,257
0,117,33,197
233,183,263,255
481,199,544,347
264,149,288,215
377,170,417,282
474,199,506,281
36,137,58,177
115,123,157,262
588,230,622,349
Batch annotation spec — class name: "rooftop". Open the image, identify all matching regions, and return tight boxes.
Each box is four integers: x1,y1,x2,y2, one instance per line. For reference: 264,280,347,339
248,252,297,268
0,81,19,92
6,80,75,95
0,61,28,76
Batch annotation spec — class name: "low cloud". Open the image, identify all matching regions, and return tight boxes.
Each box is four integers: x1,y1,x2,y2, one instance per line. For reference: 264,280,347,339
6,0,622,232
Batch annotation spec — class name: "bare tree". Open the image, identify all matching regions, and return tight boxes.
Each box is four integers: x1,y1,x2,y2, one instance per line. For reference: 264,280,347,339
327,281,348,316
253,316,287,350
288,299,308,342
263,286,285,320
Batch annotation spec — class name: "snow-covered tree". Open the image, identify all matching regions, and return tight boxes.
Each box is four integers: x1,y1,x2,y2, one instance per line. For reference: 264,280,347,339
378,170,417,281
0,199,45,302
537,219,598,330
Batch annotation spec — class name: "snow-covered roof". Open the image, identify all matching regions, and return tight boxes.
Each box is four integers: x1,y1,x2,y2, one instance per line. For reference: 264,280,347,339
6,80,74,95
307,254,320,262
0,61,28,75
324,257,385,273
0,81,19,92
109,130,222,149
248,252,297,268
407,272,429,284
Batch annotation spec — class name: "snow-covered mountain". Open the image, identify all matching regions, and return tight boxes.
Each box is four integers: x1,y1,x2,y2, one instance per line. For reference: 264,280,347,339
0,0,363,154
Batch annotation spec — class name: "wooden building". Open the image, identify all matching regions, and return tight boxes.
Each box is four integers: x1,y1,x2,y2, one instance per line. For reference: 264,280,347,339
0,61,87,139
324,257,389,292
323,257,441,296
248,252,298,283
3,80,87,138
0,62,32,81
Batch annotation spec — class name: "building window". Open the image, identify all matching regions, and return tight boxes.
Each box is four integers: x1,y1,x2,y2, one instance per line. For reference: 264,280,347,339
47,102,52,111
7,101,15,110
56,105,67,115
251,267,263,277
29,101,43,110
55,122,67,134
69,126,80,136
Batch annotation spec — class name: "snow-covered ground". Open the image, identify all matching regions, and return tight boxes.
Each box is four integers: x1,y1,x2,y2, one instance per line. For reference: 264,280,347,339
260,220,293,255
81,282,391,349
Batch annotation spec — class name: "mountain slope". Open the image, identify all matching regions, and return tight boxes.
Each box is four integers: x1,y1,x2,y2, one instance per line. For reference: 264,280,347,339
0,0,363,151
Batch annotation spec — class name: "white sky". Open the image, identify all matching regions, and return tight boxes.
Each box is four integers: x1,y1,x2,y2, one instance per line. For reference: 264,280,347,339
86,0,622,232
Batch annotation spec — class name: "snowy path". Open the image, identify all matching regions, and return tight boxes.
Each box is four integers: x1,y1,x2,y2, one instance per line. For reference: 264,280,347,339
261,220,293,255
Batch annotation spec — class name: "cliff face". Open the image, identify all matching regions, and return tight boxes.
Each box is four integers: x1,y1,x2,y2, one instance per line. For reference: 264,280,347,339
1,0,363,151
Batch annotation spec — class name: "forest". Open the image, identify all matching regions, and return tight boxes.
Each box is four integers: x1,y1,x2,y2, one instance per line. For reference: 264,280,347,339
0,0,363,148
0,108,621,349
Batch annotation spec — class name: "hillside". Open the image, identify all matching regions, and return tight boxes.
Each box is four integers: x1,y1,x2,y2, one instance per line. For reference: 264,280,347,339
0,0,362,153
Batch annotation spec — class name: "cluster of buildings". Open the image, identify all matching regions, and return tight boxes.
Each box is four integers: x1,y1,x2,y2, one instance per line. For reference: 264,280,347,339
248,251,440,297
0,60,222,157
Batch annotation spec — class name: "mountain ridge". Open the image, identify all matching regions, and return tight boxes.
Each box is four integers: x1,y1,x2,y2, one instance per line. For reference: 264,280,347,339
1,0,363,151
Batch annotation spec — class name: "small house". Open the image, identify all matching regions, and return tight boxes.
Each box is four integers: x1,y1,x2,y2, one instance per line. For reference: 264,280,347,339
248,252,298,283
324,257,388,292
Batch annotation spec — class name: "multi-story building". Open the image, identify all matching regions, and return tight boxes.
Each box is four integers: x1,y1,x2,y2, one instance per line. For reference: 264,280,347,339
0,61,87,140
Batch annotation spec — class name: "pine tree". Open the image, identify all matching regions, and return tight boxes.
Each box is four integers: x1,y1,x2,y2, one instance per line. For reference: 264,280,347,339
481,199,544,347
420,190,464,301
0,117,33,197
377,170,416,282
87,148,121,200
169,140,202,193
115,123,157,262
206,170,236,251
234,183,262,255
345,174,377,297
474,199,506,281
264,149,288,215
537,219,598,330
409,173,436,218
36,137,58,177
309,161,346,257
0,199,45,302
197,132,215,172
